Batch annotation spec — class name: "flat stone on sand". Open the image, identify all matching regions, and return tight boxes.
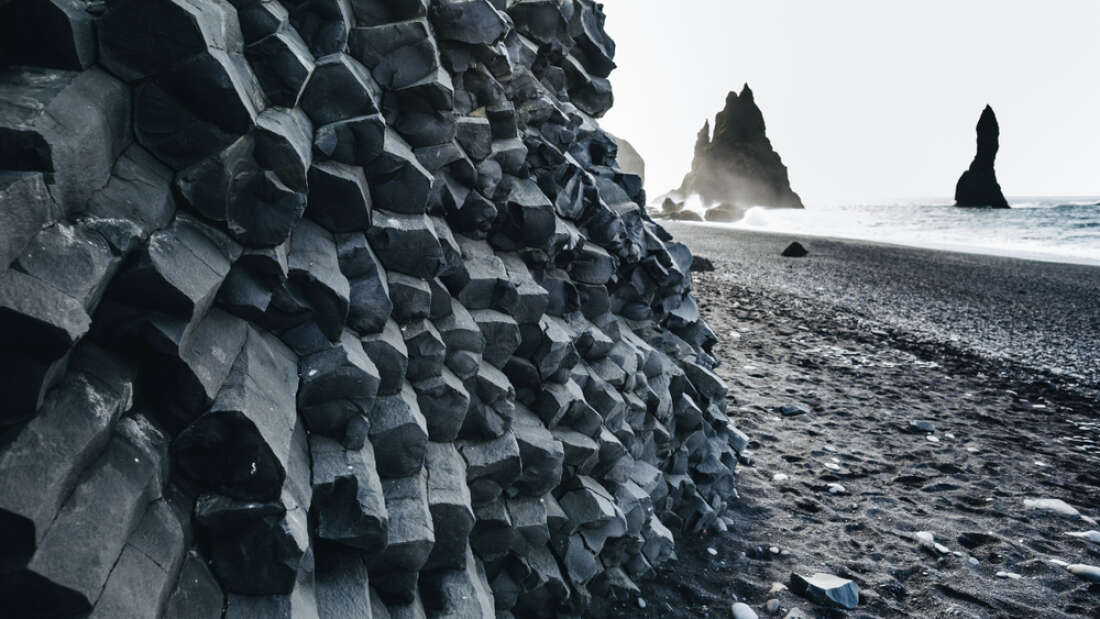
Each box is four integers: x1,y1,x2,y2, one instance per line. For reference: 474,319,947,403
789,572,858,610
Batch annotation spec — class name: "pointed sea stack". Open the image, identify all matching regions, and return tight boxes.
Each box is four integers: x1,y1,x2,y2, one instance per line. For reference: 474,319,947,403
955,105,1010,208
678,84,804,214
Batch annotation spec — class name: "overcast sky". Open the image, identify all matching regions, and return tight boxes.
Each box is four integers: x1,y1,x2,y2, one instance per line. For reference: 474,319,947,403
597,0,1100,206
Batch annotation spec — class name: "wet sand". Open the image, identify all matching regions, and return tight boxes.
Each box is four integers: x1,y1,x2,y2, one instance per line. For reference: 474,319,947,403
614,226,1100,618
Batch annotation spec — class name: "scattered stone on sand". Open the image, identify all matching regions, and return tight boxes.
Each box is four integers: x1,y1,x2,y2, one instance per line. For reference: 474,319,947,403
827,483,846,494
765,599,781,614
767,582,788,595
789,572,859,610
1024,498,1096,523
783,610,809,619
707,547,718,556
781,242,808,258
909,419,936,433
691,255,716,272
823,462,841,472
730,601,758,619
996,571,1022,579
772,473,790,483
1066,564,1100,583
637,598,647,609
780,403,810,417
926,435,940,443
1065,530,1100,544
913,531,950,555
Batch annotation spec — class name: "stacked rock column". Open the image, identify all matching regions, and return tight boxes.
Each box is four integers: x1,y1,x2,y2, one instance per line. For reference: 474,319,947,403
0,1,746,617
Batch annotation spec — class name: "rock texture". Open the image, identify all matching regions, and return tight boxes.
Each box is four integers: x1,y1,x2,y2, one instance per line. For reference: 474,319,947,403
0,1,741,618
955,105,1010,208
610,133,644,184
675,84,803,214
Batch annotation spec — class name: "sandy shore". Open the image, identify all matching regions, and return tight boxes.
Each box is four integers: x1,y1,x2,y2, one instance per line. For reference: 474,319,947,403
613,225,1100,618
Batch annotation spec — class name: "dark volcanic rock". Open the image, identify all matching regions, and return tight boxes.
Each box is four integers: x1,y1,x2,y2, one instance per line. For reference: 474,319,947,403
955,105,1010,208
678,84,803,212
781,242,808,258
0,1,741,616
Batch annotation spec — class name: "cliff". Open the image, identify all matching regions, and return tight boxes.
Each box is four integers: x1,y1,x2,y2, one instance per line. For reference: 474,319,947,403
955,105,1010,208
678,84,803,211
0,1,740,618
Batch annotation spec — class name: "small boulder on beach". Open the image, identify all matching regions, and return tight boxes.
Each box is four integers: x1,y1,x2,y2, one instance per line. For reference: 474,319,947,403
789,572,859,609
692,255,716,272
730,601,759,619
781,242,808,258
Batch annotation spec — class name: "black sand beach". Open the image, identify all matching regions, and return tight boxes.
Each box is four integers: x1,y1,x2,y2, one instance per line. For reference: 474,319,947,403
614,225,1100,618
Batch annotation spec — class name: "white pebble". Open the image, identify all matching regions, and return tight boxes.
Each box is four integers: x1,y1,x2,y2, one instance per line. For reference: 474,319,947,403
827,483,846,494
824,462,841,471
1066,564,1100,583
707,547,718,556
772,473,790,483
1065,530,1100,544
996,571,1022,579
1024,498,1096,523
926,435,940,443
637,597,646,608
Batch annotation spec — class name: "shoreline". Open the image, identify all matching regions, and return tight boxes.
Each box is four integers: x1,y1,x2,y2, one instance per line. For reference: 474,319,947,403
662,223,1100,389
665,219,1100,269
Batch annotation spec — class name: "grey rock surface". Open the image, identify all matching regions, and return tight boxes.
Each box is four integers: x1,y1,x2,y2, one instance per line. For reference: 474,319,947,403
0,1,738,616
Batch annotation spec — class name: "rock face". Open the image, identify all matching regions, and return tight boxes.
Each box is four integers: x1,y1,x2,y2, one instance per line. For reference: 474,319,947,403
677,84,803,212
955,105,1010,208
610,133,644,184
0,1,741,618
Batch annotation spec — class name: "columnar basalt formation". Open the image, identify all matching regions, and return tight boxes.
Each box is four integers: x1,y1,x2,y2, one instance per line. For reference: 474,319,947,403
675,84,803,217
0,1,741,618
955,105,1010,208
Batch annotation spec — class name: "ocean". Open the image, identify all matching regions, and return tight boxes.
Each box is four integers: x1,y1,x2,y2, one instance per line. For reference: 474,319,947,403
714,197,1100,266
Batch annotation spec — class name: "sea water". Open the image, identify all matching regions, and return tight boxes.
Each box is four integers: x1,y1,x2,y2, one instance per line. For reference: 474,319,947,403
721,197,1100,266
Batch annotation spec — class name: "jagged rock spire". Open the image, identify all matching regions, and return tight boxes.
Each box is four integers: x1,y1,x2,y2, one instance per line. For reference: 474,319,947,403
955,105,1009,208
678,84,803,210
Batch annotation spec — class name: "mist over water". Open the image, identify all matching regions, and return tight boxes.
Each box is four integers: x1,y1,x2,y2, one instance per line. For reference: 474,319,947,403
701,198,1100,266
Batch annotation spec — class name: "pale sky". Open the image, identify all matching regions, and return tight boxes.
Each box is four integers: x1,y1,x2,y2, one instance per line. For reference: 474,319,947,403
598,0,1100,205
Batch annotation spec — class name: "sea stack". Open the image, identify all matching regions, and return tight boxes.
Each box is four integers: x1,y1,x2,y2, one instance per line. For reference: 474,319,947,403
955,105,1010,208
678,84,804,215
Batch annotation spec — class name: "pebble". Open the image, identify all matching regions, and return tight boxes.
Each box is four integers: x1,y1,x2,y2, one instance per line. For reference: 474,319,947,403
968,557,980,566
769,546,780,555
1024,498,1097,523
827,483,846,494
909,419,936,432
926,435,940,443
637,598,647,609
730,602,758,619
780,403,810,417
765,599,781,614
789,572,859,610
767,582,788,595
707,547,718,556
772,473,790,483
1066,564,1100,583
1065,530,1100,544
995,571,1022,579
823,462,841,471
783,609,810,619
913,531,950,555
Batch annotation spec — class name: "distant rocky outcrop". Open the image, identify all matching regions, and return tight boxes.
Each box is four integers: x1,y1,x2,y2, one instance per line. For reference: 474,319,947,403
678,84,803,212
610,133,645,183
955,105,1010,208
